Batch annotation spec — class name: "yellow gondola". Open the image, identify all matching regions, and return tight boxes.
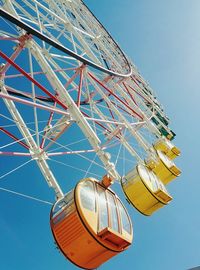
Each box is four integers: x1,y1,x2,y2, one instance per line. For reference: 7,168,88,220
153,137,181,160
50,178,133,270
121,164,172,216
145,150,181,185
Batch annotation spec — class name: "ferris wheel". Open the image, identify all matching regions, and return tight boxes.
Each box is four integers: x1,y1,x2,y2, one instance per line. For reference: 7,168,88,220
0,1,181,269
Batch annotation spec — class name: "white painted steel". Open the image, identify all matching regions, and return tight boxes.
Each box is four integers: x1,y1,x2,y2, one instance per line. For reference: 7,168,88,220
0,0,172,200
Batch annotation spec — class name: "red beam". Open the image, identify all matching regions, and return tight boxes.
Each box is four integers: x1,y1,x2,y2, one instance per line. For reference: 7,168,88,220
0,50,68,110
110,101,132,117
127,83,150,103
0,127,29,149
0,34,29,75
123,82,138,106
0,37,19,41
88,72,143,120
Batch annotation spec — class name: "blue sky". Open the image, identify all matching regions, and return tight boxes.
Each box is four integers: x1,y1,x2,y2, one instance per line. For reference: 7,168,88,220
1,1,200,270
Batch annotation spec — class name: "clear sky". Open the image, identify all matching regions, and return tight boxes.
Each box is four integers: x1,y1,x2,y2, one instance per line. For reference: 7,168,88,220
0,1,200,270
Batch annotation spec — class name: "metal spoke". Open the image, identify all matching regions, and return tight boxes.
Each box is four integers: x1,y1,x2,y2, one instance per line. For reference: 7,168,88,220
0,158,33,180
0,187,53,205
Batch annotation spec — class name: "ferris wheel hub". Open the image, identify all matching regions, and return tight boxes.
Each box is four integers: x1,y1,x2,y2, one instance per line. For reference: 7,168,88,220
29,149,48,161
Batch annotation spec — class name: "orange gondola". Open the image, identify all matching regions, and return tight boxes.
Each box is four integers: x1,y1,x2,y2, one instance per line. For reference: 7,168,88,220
50,178,133,269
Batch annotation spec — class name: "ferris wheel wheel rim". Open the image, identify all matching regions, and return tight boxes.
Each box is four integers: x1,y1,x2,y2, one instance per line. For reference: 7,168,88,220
0,8,132,78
